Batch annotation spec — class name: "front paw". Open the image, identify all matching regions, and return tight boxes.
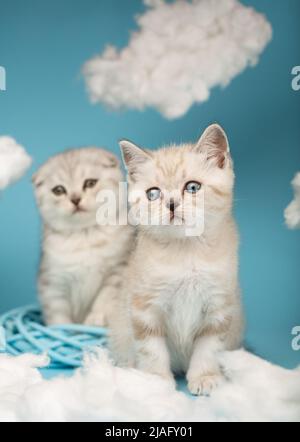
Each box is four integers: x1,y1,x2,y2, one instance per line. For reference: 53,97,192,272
187,372,223,396
84,311,107,327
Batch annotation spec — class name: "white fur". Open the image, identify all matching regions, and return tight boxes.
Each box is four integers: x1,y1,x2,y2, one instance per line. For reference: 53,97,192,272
83,0,272,119
285,173,300,229
33,147,133,325
0,350,299,422
0,136,32,190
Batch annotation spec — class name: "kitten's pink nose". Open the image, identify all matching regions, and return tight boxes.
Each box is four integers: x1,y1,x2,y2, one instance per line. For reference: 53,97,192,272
71,197,81,207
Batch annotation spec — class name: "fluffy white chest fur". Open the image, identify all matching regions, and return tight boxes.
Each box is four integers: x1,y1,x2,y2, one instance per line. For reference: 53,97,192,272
163,269,214,371
139,243,239,373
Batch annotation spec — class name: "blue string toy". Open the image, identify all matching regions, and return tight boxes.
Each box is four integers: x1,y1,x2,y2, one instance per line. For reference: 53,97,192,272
0,305,108,368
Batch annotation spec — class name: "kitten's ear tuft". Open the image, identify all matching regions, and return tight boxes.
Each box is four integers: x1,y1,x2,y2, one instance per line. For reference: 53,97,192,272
119,140,152,177
195,124,230,169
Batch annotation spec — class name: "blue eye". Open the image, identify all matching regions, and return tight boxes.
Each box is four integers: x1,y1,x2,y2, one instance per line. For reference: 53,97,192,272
185,181,202,194
146,187,161,201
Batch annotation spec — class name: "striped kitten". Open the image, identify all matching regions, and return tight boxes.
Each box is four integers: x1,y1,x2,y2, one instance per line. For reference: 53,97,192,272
110,124,244,396
33,147,133,326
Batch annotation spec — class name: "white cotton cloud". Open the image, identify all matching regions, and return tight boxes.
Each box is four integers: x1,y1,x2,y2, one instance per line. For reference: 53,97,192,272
0,349,299,422
0,136,32,190
285,173,300,229
83,0,272,119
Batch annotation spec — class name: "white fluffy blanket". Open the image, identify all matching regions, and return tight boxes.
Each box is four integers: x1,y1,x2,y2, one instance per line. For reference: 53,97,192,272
0,350,299,422
0,136,32,190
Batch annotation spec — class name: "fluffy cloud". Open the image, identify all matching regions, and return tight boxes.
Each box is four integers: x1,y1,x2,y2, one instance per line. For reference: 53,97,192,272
83,0,272,119
0,137,32,190
285,173,300,229
0,349,299,422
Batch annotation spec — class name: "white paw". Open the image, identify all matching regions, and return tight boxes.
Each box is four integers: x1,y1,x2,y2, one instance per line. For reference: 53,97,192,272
188,373,222,396
84,312,107,327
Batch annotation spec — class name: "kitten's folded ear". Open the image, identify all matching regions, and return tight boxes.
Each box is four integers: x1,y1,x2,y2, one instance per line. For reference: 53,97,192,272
194,124,230,169
32,169,43,188
119,140,152,179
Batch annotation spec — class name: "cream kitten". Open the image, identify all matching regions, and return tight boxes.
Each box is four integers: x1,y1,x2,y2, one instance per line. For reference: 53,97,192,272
33,147,132,326
110,124,244,396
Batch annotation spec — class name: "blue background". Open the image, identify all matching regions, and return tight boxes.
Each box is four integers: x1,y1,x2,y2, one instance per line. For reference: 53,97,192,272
0,0,299,368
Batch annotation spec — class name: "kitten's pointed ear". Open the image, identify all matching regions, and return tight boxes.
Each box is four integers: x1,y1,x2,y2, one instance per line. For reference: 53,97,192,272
119,140,152,178
195,124,230,169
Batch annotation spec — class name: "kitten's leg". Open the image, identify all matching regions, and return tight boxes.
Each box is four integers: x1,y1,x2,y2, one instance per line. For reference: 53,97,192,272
84,272,122,327
132,306,174,385
187,333,224,396
39,277,72,325
108,284,135,368
40,295,72,325
187,301,243,396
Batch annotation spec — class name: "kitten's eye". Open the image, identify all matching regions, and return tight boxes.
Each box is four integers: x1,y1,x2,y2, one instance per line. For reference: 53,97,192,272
83,179,98,190
184,181,202,194
146,187,161,201
52,185,67,196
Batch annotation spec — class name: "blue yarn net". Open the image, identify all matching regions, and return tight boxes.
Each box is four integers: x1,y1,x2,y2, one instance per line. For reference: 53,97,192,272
0,306,108,369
